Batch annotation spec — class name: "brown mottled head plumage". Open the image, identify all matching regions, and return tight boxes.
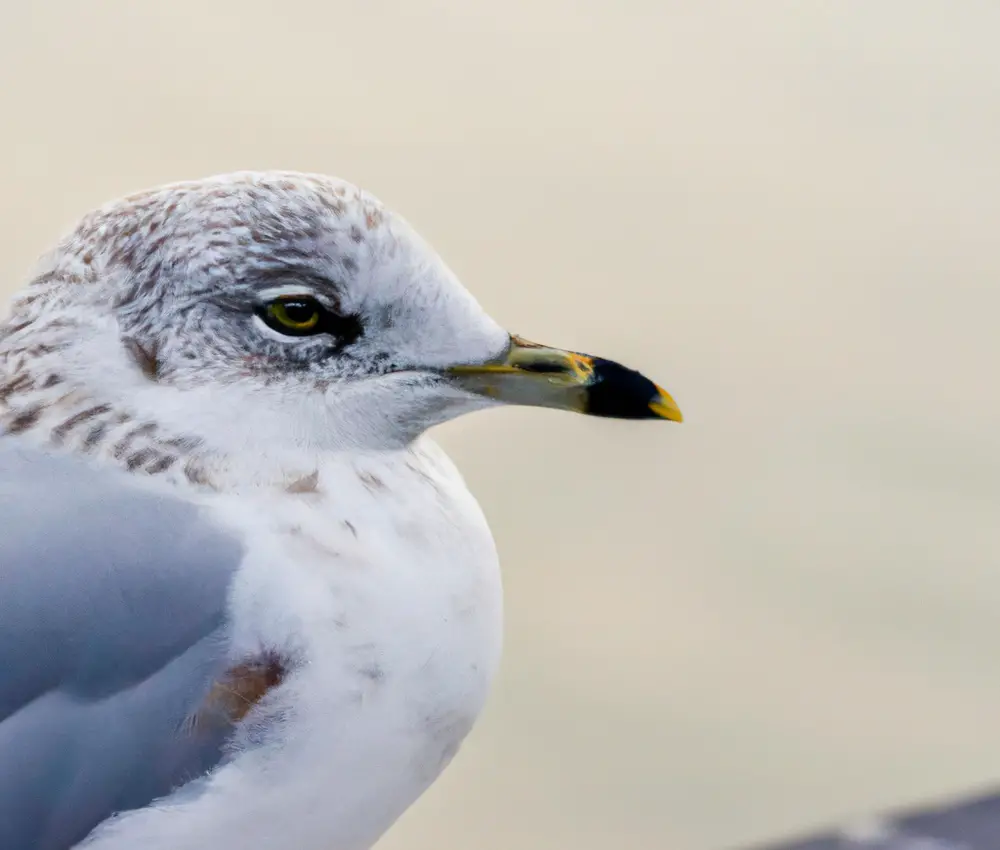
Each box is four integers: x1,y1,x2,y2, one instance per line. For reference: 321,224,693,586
0,172,509,468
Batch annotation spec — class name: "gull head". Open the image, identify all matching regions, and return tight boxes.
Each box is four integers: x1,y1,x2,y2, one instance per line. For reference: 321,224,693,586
1,172,681,455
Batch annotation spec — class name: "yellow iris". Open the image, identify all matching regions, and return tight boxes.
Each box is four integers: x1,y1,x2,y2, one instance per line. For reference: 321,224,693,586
267,299,321,333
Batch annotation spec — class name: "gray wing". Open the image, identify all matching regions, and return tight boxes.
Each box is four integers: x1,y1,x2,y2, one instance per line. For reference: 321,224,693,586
747,785,1000,849
0,439,244,850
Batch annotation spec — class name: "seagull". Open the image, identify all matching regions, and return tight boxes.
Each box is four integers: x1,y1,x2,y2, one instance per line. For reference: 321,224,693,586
0,171,682,850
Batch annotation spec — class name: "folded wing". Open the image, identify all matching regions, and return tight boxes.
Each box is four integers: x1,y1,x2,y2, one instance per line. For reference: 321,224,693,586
0,440,244,850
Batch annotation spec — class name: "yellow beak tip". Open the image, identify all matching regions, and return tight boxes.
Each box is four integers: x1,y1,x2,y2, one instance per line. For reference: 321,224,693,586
648,393,684,423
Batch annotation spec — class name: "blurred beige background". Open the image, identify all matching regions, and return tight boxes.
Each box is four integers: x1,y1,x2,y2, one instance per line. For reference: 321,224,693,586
2,2,999,848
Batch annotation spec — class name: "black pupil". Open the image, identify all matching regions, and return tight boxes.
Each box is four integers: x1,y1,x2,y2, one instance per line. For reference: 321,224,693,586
282,300,318,323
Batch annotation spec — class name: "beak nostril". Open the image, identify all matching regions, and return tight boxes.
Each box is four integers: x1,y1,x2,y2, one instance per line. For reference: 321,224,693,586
517,361,568,375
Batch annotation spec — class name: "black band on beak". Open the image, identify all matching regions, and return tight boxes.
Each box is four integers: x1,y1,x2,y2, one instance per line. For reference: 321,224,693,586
585,359,671,420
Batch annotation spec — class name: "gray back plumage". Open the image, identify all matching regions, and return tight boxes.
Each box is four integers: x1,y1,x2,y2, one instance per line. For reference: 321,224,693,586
0,440,244,850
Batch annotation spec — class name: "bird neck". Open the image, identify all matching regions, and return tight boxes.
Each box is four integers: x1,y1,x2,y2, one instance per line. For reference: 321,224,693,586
0,358,210,479
0,315,438,492
0,353,427,494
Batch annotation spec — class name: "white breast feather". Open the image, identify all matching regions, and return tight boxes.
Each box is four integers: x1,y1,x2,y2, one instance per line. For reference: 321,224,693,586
81,440,503,850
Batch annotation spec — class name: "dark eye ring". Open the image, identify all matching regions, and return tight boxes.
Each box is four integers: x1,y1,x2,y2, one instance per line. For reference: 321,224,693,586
254,293,365,348
257,296,324,336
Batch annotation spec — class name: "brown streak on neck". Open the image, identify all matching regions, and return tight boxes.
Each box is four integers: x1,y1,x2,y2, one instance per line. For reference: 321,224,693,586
122,336,160,380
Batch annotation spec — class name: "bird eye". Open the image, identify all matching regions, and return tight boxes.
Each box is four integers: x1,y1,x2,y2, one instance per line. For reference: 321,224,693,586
253,292,364,348
260,297,323,336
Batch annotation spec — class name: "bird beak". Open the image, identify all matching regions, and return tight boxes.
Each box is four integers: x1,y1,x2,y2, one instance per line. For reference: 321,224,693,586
445,335,683,422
